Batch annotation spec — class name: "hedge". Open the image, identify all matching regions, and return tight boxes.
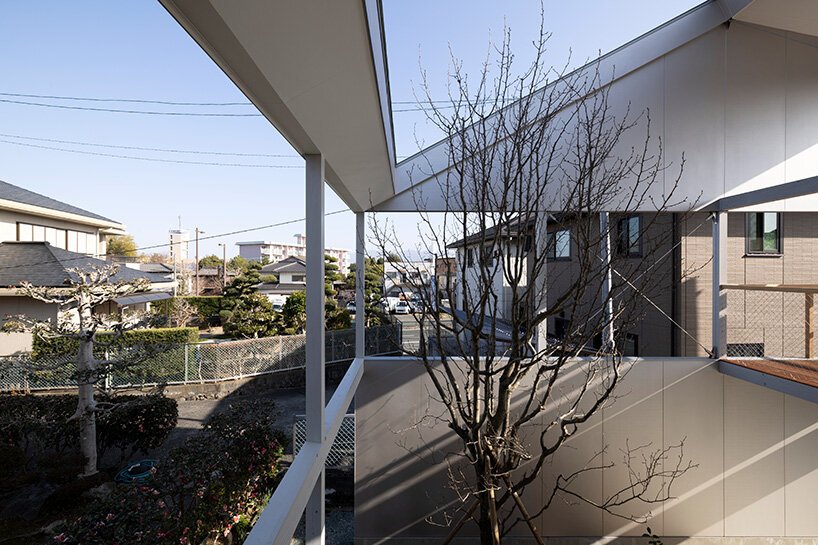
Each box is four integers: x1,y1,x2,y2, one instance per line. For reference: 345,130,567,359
152,296,223,319
32,327,199,359
0,394,177,477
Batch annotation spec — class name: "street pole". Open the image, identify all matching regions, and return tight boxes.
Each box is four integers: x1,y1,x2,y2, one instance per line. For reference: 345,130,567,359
220,243,227,289
195,227,204,296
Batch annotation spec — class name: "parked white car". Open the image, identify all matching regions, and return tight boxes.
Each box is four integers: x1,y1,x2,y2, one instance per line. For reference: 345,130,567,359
394,300,411,314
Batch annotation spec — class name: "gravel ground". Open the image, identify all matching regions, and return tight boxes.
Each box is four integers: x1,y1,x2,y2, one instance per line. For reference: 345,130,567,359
290,509,353,545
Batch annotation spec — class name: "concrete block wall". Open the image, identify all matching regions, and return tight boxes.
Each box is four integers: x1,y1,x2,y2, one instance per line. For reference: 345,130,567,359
356,357,818,544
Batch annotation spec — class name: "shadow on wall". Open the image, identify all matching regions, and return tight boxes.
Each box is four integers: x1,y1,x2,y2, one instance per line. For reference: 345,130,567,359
355,357,818,543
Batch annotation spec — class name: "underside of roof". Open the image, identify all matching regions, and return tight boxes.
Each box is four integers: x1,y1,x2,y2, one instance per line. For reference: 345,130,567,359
159,0,396,212
159,0,818,216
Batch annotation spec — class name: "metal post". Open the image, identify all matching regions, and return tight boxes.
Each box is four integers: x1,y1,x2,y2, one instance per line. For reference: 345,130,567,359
184,344,189,383
711,211,727,358
355,212,366,358
305,154,325,545
599,212,615,352
195,227,204,296
806,293,814,359
533,214,549,351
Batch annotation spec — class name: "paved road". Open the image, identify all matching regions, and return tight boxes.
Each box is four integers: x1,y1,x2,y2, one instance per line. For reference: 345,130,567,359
154,384,339,458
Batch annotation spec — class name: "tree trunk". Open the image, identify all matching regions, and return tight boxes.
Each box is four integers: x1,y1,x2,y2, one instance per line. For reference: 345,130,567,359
76,338,98,476
477,459,501,545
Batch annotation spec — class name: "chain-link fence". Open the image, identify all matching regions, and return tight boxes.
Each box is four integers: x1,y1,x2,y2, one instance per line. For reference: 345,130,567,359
725,287,815,359
293,413,355,468
0,324,402,392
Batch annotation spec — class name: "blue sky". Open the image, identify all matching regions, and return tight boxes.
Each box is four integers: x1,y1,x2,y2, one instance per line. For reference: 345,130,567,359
0,1,701,259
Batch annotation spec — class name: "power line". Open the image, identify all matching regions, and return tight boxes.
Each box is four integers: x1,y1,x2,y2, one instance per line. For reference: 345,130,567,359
0,139,302,168
0,132,299,158
0,209,350,272
0,98,263,117
0,91,503,115
0,91,252,107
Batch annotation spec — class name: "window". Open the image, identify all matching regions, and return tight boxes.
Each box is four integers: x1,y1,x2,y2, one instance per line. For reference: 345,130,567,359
623,333,639,357
546,229,571,260
466,248,475,268
746,212,781,254
17,222,96,254
617,216,641,257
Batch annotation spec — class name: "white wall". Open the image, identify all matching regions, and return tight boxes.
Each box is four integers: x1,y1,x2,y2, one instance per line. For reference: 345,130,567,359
356,357,818,543
0,209,105,257
383,22,818,213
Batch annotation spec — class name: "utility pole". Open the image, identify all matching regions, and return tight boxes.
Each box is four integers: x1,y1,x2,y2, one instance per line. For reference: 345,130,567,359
195,227,204,296
219,243,227,291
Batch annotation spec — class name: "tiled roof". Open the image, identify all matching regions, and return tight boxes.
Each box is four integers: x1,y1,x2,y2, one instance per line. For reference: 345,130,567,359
0,242,168,288
262,256,306,274
0,179,118,224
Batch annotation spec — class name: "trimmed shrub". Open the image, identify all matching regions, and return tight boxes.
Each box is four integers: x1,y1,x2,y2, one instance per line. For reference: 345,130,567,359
0,394,177,472
58,400,287,545
32,327,199,359
96,394,178,462
153,296,224,321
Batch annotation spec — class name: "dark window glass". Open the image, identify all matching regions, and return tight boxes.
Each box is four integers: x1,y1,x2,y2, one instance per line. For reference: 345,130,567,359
617,216,641,257
546,229,571,260
466,248,474,267
746,212,781,254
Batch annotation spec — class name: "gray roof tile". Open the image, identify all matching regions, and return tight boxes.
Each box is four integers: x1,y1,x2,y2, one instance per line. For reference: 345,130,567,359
0,242,168,288
0,179,118,224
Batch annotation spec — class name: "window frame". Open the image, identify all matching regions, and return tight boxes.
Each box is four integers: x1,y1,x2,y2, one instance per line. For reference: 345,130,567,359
745,212,782,256
617,215,642,258
546,229,571,261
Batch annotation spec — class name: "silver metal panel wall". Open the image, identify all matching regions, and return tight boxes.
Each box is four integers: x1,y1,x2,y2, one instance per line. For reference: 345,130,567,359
356,357,818,543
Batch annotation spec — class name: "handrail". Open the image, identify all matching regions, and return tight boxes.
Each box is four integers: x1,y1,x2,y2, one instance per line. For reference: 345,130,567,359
244,357,365,545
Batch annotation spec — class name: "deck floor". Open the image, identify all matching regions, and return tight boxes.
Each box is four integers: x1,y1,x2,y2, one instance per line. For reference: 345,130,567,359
720,357,818,389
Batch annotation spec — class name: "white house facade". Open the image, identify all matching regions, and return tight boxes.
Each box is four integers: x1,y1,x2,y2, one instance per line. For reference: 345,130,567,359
0,179,126,258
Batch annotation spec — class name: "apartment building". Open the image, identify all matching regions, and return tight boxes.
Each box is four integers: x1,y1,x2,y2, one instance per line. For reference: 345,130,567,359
236,233,350,272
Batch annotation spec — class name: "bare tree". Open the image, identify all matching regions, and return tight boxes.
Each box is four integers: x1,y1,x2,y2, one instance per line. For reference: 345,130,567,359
372,18,694,545
13,265,151,476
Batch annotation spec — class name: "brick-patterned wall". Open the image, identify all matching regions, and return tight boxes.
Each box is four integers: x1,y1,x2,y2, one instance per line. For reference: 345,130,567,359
680,212,818,357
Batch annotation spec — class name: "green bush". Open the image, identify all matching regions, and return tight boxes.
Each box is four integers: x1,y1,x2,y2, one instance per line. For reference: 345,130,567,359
59,400,287,545
153,296,224,319
32,327,199,359
96,394,178,462
0,394,177,472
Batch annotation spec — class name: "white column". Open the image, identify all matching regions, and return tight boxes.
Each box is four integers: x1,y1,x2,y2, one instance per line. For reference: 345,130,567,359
533,214,549,351
305,154,325,545
355,212,366,358
599,212,615,351
711,211,727,358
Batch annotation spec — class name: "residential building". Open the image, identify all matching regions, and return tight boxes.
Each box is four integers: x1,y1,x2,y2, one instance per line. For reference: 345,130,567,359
449,211,818,358
0,242,174,355
161,1,818,543
383,260,434,299
0,179,125,258
236,233,350,272
256,256,307,308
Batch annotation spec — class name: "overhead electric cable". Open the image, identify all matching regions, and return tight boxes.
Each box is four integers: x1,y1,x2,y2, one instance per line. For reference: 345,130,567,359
0,91,252,107
0,98,262,117
0,139,301,168
0,132,299,158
